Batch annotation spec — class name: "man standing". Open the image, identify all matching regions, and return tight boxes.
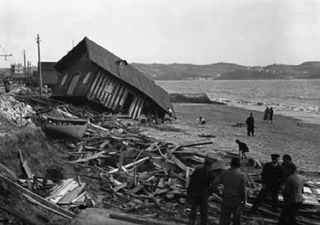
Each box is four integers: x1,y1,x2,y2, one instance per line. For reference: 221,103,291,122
269,107,274,124
246,113,255,136
251,154,283,212
214,157,247,225
278,163,304,225
187,158,216,225
235,139,249,159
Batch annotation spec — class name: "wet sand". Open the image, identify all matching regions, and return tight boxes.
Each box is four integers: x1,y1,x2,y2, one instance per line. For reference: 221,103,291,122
141,103,320,175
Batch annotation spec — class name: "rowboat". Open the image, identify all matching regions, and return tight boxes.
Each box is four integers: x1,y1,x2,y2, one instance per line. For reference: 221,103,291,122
42,116,88,139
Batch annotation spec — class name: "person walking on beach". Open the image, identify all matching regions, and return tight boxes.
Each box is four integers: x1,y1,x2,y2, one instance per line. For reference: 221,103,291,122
235,139,249,159
251,154,283,212
269,107,274,124
187,158,216,225
214,157,247,225
278,162,304,225
246,113,255,136
263,107,269,123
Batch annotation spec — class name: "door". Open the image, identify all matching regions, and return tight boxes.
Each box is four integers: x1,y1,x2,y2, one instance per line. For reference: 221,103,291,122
66,73,80,95
121,93,134,114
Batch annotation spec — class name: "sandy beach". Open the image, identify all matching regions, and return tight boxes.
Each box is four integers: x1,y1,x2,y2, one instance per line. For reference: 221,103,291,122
142,103,320,176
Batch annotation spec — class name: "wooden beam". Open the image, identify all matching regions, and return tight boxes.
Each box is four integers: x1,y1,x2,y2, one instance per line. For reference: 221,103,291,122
0,174,76,219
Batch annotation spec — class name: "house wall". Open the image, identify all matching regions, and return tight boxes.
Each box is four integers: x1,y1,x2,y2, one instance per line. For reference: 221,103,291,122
53,53,90,97
53,56,146,119
86,66,145,119
42,70,59,87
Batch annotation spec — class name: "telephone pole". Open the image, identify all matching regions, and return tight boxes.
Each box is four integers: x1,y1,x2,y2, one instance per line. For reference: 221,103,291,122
36,34,42,95
23,50,27,81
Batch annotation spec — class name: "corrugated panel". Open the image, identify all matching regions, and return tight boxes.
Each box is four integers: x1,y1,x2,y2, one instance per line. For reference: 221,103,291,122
96,76,108,101
128,96,139,118
112,85,126,111
136,99,144,118
89,71,103,99
132,97,142,119
107,81,121,109
119,88,129,107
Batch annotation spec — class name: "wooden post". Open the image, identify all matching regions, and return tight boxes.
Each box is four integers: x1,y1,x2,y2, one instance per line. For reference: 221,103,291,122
36,34,42,95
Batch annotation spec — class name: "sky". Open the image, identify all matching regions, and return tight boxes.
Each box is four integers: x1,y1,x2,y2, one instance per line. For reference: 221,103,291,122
1,0,320,68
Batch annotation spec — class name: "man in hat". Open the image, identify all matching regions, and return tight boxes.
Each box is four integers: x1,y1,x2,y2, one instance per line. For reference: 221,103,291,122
187,158,222,225
235,139,249,159
251,154,283,212
214,157,247,225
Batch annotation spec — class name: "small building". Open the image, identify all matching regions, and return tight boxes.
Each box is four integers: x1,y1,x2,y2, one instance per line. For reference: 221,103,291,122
40,62,59,88
53,37,174,119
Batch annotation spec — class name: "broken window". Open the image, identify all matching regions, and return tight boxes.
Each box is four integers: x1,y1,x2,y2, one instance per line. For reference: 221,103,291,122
61,74,68,86
83,72,91,84
116,60,128,69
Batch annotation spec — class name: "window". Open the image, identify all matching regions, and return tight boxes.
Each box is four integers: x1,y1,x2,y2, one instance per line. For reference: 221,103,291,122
83,72,91,84
61,74,68,86
104,83,114,94
116,60,128,69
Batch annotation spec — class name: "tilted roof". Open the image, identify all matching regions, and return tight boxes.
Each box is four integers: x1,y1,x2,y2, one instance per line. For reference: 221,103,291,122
55,37,174,115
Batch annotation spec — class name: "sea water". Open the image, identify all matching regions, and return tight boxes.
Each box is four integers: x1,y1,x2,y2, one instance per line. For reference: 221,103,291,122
157,79,320,124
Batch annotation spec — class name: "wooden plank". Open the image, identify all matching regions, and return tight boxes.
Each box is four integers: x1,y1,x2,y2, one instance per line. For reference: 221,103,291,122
112,85,125,111
132,97,142,119
128,96,138,118
70,150,106,163
119,88,129,107
107,157,150,175
0,174,76,219
135,99,144,119
90,71,103,99
18,149,33,179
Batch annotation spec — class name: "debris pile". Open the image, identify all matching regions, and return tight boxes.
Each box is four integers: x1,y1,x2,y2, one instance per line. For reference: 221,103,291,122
1,94,320,225
0,95,34,127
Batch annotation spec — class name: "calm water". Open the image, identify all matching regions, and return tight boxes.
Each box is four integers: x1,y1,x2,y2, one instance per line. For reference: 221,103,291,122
157,79,320,123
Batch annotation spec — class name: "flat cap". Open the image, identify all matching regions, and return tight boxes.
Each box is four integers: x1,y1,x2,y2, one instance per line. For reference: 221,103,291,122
271,153,280,158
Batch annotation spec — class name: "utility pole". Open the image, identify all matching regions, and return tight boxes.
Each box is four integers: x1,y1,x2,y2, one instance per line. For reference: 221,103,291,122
36,34,42,95
23,49,27,82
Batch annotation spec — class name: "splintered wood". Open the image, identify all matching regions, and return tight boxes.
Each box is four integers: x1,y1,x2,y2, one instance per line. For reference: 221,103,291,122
2,94,320,225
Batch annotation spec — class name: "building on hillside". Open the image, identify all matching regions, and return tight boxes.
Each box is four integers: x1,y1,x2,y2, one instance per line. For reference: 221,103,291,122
52,37,174,120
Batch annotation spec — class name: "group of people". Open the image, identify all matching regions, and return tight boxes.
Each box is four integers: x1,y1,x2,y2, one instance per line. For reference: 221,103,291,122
187,154,304,225
263,107,274,123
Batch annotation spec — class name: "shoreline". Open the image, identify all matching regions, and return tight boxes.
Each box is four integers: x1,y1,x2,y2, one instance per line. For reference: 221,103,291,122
227,103,320,125
143,102,320,175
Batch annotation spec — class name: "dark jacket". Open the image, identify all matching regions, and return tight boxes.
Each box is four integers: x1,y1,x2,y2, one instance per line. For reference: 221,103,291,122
283,173,304,204
187,167,215,197
214,168,247,205
261,162,283,189
237,141,249,153
246,116,254,129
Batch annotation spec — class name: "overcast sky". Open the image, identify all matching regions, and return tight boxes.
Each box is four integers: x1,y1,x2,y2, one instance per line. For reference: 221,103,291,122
1,0,320,68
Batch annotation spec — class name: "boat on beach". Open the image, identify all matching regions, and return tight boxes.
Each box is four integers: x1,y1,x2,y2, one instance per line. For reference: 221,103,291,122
42,116,88,139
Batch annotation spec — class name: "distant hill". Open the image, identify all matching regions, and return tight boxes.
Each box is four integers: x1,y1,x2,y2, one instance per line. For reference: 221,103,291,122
131,62,245,80
132,61,320,80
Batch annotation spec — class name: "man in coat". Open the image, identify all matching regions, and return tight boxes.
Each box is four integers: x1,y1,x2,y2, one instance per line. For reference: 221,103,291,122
187,158,217,225
251,154,283,212
278,162,304,225
246,113,255,136
214,157,247,225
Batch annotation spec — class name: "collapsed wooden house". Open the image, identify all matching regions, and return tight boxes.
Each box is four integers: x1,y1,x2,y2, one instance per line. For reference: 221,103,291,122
53,37,174,119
